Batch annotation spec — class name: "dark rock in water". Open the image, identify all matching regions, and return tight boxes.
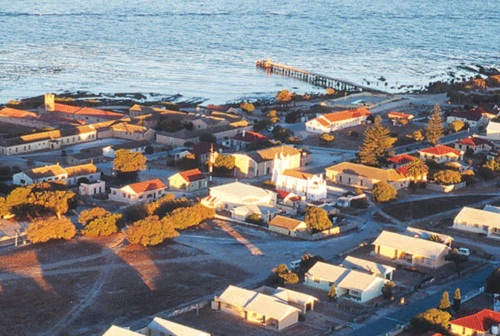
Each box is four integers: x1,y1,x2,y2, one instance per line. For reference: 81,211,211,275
477,65,500,76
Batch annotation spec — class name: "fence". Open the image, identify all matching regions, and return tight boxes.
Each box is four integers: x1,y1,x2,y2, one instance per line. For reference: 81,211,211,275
165,300,210,318
426,181,466,193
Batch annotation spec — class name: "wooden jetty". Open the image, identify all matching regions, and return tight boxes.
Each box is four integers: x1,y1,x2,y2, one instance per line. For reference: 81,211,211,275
256,59,388,94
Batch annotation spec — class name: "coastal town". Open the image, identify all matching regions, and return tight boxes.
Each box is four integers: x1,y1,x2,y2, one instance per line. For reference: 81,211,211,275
0,71,500,336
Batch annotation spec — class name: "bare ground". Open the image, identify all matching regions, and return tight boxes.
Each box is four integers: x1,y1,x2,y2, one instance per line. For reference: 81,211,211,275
0,234,250,335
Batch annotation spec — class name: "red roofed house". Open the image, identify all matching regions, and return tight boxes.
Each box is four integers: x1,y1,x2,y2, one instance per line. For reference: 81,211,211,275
42,94,124,123
230,130,268,151
168,168,207,191
109,178,168,204
275,189,302,215
386,154,416,169
305,108,372,134
449,309,500,336
455,137,494,154
419,145,463,164
446,109,488,128
0,107,52,128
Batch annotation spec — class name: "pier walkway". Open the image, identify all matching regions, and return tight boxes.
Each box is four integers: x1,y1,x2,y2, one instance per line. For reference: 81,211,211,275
256,59,388,94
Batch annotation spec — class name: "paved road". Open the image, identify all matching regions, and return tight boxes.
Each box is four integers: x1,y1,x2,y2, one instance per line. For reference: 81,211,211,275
351,265,496,336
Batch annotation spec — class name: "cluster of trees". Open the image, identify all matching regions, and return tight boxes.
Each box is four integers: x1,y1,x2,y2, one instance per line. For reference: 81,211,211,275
267,264,299,286
276,90,295,107
304,206,332,232
122,193,190,223
478,157,500,179
113,149,147,182
209,154,235,177
125,203,214,246
0,182,76,220
27,217,77,243
78,207,122,237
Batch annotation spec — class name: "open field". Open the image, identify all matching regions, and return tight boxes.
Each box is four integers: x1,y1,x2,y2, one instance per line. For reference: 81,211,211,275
0,233,249,335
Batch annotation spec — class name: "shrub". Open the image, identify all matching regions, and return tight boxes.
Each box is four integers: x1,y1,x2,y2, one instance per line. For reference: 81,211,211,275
126,215,179,246
27,216,76,243
410,308,451,334
433,169,462,185
246,213,264,225
372,181,397,203
320,133,334,142
81,214,121,237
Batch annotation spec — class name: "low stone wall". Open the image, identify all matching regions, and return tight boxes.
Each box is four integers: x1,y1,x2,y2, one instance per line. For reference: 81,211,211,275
426,181,466,193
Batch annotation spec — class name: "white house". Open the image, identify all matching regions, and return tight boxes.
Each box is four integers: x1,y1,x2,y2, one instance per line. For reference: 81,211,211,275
256,286,318,314
304,262,387,303
102,140,150,158
201,182,277,211
13,163,101,186
102,325,141,336
268,215,308,237
211,285,300,331
272,154,327,201
109,178,168,204
446,109,489,128
372,231,451,269
486,121,500,140
418,145,463,163
455,137,494,154
453,206,500,240
404,227,453,246
341,256,395,280
305,108,372,134
138,317,210,336
79,180,106,196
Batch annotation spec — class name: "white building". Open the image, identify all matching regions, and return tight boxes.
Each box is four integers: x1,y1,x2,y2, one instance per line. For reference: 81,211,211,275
212,285,300,331
109,179,168,205
79,180,106,196
272,154,327,201
201,182,277,211
138,317,210,336
341,256,395,281
13,163,101,186
304,262,387,303
305,108,372,134
453,206,500,240
486,121,500,140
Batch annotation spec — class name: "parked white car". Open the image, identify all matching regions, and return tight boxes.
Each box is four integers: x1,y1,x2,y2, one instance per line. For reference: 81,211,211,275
457,247,470,256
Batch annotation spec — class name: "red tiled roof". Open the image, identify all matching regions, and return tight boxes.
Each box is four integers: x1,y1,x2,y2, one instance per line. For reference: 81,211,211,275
323,108,371,123
450,309,500,332
456,137,493,147
388,111,414,119
276,189,300,201
52,103,123,120
128,178,166,194
419,145,461,156
387,154,416,165
232,131,268,142
0,107,38,119
316,117,331,127
396,166,409,176
178,168,206,182
449,109,483,122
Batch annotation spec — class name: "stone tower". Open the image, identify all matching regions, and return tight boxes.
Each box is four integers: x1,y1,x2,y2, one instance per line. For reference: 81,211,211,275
44,93,55,112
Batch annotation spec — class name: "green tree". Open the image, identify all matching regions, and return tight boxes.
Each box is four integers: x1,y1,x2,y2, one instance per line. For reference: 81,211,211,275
210,154,235,177
407,158,429,182
27,216,76,243
320,133,335,143
0,197,10,218
113,149,147,173
426,104,444,145
240,102,255,114
270,264,299,285
358,116,396,166
300,254,325,271
78,207,110,226
199,133,217,143
449,120,465,133
445,248,468,270
486,267,500,294
438,291,451,313
81,213,121,237
276,90,294,106
453,288,461,312
410,308,451,334
382,281,395,300
433,169,461,185
304,206,332,231
328,284,337,301
126,215,179,246
372,181,397,203
408,129,425,142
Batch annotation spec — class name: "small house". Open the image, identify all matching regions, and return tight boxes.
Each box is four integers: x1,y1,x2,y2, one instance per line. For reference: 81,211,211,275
418,145,463,163
268,215,307,236
138,317,210,336
109,179,168,205
453,206,500,240
168,169,207,191
449,309,500,336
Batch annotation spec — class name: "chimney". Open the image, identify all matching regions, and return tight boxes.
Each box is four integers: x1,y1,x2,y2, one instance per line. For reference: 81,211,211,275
44,93,55,112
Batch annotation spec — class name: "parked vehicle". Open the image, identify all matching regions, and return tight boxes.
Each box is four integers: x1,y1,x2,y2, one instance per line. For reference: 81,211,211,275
457,247,470,256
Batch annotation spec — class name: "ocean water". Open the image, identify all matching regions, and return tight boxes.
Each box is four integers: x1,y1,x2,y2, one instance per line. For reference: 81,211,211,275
0,0,499,104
